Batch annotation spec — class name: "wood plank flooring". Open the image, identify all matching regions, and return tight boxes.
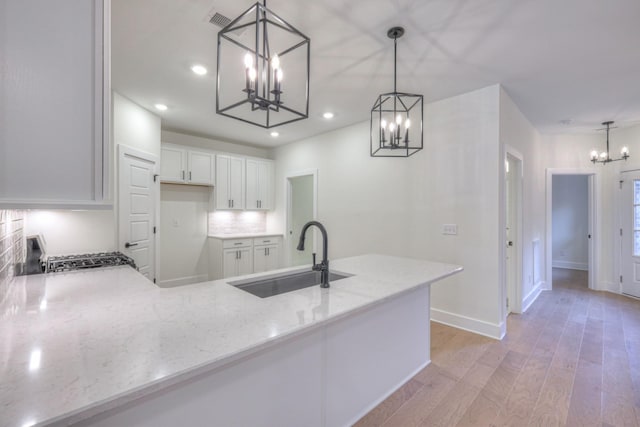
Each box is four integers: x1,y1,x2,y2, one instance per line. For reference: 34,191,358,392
355,268,640,426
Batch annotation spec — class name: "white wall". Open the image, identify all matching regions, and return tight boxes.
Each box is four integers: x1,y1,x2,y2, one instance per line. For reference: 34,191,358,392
25,93,161,256
498,87,546,311
552,175,588,270
271,85,505,337
158,184,210,286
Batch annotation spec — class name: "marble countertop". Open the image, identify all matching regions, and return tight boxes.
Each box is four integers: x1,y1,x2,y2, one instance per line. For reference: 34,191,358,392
208,232,283,239
0,254,462,426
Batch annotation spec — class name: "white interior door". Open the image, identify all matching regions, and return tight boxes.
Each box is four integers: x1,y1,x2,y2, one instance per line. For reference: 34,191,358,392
119,146,157,282
621,172,640,298
288,175,315,266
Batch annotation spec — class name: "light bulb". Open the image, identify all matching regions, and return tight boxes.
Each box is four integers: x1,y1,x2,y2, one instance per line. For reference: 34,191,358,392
600,151,607,159
396,114,403,125
271,54,280,70
389,123,395,132
248,68,257,81
590,150,598,160
276,68,283,82
381,119,387,129
405,119,411,129
622,146,629,156
244,52,253,68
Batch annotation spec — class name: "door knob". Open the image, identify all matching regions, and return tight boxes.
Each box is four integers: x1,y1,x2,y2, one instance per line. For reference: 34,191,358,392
125,242,138,248
507,241,513,247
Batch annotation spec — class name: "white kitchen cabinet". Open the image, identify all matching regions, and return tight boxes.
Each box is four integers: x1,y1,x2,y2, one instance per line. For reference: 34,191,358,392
209,235,282,280
223,247,253,279
253,237,280,274
246,159,273,210
216,155,244,210
0,0,110,209
160,144,214,186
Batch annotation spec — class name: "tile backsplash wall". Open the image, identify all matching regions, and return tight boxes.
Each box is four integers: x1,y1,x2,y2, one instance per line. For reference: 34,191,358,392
209,211,267,235
0,210,26,303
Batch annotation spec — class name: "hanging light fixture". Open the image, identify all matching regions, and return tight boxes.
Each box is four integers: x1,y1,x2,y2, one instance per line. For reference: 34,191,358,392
216,0,310,128
370,27,423,157
590,121,629,164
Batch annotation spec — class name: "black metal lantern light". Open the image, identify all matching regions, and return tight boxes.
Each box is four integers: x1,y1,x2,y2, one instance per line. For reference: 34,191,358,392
371,27,423,157
216,0,310,129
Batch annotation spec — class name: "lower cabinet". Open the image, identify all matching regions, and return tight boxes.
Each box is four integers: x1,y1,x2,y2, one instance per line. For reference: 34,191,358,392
210,236,282,280
253,237,280,274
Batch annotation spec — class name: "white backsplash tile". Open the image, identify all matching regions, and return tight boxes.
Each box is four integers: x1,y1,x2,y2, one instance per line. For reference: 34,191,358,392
0,210,26,311
208,211,267,235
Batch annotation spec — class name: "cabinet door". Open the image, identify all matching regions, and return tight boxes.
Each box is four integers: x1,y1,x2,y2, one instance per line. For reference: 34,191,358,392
253,246,268,273
188,151,214,186
265,244,279,271
216,156,231,209
228,157,245,210
256,161,272,210
246,160,260,210
223,249,238,279
237,247,253,276
161,146,186,183
0,0,109,207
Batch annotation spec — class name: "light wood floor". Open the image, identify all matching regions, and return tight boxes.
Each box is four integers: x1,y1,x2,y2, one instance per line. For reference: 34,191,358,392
355,268,640,426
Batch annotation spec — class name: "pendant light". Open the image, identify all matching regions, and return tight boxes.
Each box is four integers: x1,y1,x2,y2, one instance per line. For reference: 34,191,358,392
216,0,310,128
590,121,629,164
370,27,423,157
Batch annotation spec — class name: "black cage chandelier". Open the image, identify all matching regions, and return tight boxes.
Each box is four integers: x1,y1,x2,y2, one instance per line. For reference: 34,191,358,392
590,121,629,164
371,27,423,157
216,0,310,128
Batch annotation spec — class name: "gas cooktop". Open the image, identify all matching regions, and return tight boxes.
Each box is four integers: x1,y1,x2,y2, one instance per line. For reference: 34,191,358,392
46,252,137,273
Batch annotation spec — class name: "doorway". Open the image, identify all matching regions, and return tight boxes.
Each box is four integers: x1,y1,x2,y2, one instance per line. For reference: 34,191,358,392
118,145,158,282
620,170,640,298
503,149,523,318
285,170,317,267
545,169,597,291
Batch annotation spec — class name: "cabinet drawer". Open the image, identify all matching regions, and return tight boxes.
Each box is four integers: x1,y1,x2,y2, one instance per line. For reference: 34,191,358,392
222,239,252,249
253,237,280,246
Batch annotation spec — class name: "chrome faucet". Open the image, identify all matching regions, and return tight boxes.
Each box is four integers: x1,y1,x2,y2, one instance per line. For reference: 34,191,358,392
296,221,330,288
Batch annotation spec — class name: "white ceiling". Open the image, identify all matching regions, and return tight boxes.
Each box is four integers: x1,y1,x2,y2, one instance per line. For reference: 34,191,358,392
112,0,640,147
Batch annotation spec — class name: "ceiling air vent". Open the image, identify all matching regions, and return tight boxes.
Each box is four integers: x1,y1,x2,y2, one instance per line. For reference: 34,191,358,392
209,12,231,28
206,8,246,36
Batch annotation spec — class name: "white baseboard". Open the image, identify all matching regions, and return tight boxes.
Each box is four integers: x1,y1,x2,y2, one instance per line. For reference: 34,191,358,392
552,260,588,271
522,281,544,312
431,308,504,340
157,274,209,288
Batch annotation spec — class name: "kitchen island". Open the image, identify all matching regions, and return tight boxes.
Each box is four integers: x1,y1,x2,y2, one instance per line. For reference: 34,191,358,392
0,254,462,427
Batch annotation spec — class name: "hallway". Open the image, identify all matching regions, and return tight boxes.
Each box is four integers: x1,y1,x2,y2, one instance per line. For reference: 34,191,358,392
357,268,640,426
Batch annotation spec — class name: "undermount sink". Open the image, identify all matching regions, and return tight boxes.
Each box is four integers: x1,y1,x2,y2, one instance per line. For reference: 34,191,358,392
230,269,351,298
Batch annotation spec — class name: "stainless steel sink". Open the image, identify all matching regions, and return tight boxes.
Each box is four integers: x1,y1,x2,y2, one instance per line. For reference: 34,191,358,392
229,269,351,298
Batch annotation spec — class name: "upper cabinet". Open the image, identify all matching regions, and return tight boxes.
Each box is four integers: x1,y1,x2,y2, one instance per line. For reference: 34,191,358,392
160,144,214,186
216,155,245,210
246,159,273,210
0,0,110,209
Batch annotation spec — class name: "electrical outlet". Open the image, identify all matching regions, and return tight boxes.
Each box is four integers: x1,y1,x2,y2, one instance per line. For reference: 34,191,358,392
443,224,458,235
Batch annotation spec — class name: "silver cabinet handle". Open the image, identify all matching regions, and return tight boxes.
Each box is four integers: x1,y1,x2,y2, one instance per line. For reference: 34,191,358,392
182,170,185,180
228,199,231,208
232,199,234,208
189,171,192,181
125,242,138,248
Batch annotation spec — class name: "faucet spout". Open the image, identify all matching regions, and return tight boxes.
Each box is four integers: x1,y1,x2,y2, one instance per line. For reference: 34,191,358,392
296,221,330,288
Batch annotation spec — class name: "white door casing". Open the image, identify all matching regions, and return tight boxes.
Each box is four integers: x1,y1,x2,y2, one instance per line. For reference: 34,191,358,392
620,172,640,298
118,145,158,281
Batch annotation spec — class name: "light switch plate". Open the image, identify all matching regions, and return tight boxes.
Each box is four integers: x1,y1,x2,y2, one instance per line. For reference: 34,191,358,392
443,224,458,235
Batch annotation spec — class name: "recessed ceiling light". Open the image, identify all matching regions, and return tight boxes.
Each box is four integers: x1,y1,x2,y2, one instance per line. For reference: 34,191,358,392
323,112,334,119
154,103,168,111
191,64,208,76
270,131,279,137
